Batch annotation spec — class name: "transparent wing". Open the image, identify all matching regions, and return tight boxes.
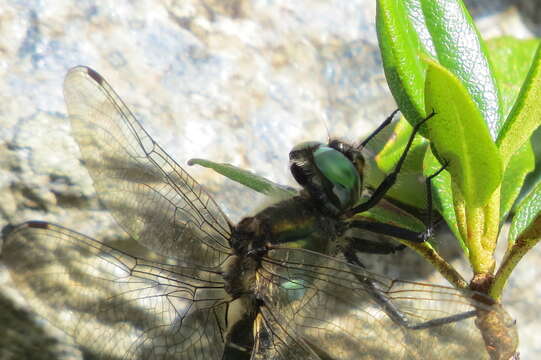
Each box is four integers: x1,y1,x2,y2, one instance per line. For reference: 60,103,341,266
250,311,321,360
256,248,516,360
2,221,229,360
63,66,232,268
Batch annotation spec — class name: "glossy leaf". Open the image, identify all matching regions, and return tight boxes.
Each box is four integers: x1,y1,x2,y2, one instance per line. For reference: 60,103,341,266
376,0,427,126
403,0,436,57
508,180,541,244
420,0,502,139
377,0,502,140
357,197,426,233
485,37,539,221
500,141,535,222
423,148,465,251
486,37,541,118
424,57,502,207
492,182,541,299
497,41,541,170
188,158,296,199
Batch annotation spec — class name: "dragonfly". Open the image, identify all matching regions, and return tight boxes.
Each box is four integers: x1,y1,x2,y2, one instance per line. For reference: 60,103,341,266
1,66,513,359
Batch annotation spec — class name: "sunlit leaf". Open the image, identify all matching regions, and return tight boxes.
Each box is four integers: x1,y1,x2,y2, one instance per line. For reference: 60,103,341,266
497,42,541,170
423,148,465,251
188,158,296,198
377,0,502,140
500,141,535,221
509,180,541,244
420,0,502,139
376,0,427,126
423,57,502,207
486,37,540,117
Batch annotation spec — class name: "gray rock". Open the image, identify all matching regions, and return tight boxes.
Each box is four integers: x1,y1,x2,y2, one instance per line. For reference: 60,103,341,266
0,0,538,359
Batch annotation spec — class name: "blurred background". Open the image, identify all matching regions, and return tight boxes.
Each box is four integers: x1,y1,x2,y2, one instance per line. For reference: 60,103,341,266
0,0,539,358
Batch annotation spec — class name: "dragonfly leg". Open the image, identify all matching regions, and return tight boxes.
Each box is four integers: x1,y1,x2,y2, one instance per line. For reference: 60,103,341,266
347,220,430,243
423,159,449,234
347,159,449,245
359,108,400,148
342,246,476,330
349,111,436,215
345,236,406,255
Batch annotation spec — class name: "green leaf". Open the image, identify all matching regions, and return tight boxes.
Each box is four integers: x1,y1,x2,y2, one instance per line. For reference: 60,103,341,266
377,0,502,140
508,179,541,244
486,37,541,118
357,197,426,233
497,41,541,170
500,141,535,222
492,182,541,298
420,0,503,139
423,57,502,207
188,158,296,199
423,148,466,251
376,0,428,126
375,117,421,172
403,0,436,58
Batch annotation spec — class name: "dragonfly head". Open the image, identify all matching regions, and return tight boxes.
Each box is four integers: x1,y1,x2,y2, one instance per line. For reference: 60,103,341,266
289,140,364,216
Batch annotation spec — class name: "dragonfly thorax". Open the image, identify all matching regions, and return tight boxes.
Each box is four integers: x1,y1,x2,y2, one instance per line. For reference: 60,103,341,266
289,140,365,216
233,196,342,259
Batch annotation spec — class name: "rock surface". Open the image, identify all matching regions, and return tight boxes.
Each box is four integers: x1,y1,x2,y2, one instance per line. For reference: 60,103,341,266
0,0,539,359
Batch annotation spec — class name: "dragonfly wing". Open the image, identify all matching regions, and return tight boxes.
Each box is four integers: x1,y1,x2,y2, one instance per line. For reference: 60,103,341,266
63,66,232,268
256,248,508,360
2,221,228,360
249,309,323,360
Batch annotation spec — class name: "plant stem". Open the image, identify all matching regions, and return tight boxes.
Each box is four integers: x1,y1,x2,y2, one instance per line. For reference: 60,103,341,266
491,215,541,300
405,240,468,289
461,187,499,275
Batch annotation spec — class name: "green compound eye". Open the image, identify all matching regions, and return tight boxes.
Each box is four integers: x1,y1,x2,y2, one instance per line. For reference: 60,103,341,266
313,146,361,209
